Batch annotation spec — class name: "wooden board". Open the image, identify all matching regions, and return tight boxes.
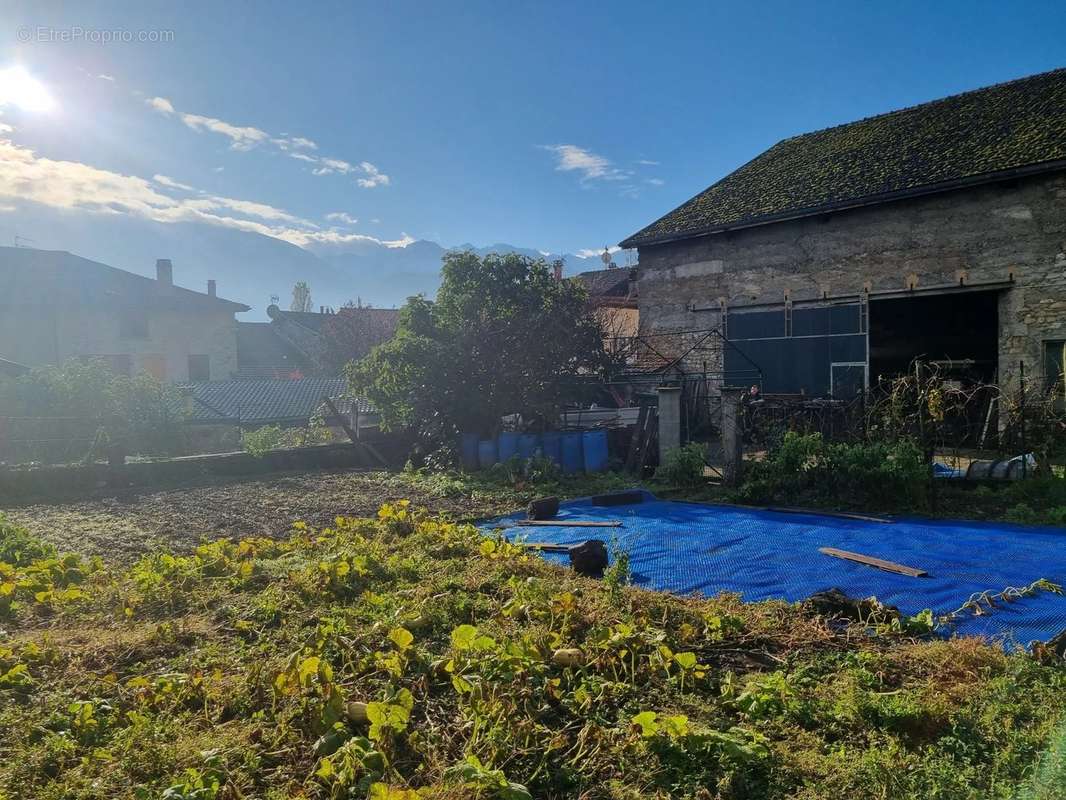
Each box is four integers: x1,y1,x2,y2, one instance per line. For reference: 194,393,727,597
511,520,622,528
818,547,927,577
768,506,893,524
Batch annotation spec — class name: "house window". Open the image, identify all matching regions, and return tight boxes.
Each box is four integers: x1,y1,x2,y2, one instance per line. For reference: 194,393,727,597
1044,340,1066,393
188,354,210,382
141,354,167,381
119,310,149,339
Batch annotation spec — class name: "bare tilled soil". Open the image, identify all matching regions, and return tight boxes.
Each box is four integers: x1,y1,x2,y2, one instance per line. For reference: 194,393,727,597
1,469,516,562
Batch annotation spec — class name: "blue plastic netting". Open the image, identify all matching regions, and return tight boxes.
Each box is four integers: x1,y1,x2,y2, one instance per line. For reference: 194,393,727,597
482,491,1066,649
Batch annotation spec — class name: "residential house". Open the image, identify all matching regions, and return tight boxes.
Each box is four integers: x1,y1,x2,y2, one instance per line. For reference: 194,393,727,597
0,247,248,381
235,303,399,378
574,266,639,340
621,68,1066,397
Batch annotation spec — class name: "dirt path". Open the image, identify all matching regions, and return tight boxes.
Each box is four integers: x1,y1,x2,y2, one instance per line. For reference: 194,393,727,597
1,469,513,563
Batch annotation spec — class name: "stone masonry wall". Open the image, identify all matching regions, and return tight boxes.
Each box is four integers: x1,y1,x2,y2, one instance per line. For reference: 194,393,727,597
636,171,1066,388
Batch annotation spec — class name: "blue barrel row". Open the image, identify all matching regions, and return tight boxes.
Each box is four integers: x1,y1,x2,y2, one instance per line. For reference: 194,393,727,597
460,430,608,473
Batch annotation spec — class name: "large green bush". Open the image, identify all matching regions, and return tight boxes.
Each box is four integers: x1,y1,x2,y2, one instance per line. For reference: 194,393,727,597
737,432,928,510
348,251,613,449
655,443,708,487
0,359,186,462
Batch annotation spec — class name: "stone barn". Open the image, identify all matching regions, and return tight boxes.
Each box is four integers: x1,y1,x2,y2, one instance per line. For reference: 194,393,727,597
621,68,1066,397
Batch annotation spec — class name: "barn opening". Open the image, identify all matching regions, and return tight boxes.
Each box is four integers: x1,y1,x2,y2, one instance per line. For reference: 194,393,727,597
721,287,1004,398
868,289,1000,386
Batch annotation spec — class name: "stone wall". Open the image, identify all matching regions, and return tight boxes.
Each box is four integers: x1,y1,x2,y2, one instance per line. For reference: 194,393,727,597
636,171,1066,388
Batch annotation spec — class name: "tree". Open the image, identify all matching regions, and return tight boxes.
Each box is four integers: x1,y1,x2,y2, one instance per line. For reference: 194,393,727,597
348,251,612,447
319,306,398,373
0,359,187,460
291,281,312,313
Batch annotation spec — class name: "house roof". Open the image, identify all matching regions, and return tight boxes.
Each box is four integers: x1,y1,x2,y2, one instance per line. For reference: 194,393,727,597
0,356,29,377
266,305,333,332
574,268,635,299
622,68,1066,248
235,322,315,379
180,378,353,425
0,247,250,312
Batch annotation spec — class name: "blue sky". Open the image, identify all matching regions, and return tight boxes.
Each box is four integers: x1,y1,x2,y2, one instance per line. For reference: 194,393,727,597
0,0,1063,257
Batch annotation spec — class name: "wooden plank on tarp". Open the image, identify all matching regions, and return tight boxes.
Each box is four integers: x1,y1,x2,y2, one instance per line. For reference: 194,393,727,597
818,547,928,577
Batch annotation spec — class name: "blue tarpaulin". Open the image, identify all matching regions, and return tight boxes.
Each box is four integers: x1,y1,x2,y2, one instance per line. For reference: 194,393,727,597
482,491,1066,649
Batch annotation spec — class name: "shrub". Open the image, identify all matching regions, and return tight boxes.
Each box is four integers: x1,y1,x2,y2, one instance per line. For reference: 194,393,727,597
655,443,707,487
738,432,928,510
0,514,56,567
242,417,333,457
241,425,285,457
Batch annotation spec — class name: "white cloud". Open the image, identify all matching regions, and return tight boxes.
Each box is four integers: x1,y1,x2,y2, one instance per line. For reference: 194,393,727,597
0,123,13,134
153,174,195,191
645,177,665,186
146,96,175,114
0,136,416,250
179,113,270,151
356,161,389,188
576,246,621,259
142,91,387,189
541,144,612,180
326,211,359,225
312,157,353,176
635,159,660,166
539,144,632,189
98,74,115,82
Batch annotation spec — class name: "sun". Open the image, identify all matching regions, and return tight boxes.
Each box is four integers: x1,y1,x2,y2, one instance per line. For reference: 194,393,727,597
0,65,56,112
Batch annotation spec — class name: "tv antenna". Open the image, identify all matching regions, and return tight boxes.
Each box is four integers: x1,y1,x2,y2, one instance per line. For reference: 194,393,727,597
13,235,35,248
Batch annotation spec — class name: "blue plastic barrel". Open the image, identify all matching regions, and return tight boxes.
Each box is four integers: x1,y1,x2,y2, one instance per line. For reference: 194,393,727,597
560,432,584,474
517,433,539,459
540,431,561,464
582,430,608,473
498,431,519,462
460,433,479,470
478,439,498,469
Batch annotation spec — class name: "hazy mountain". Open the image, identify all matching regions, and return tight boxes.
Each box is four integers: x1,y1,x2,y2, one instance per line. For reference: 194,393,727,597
0,203,619,318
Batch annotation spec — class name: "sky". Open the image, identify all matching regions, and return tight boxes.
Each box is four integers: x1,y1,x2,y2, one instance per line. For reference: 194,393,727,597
0,0,1063,258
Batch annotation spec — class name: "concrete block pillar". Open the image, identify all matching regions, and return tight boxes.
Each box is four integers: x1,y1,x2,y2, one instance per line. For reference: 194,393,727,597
657,385,681,463
720,387,745,487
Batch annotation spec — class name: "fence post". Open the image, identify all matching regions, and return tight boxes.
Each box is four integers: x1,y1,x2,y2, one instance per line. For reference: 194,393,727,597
720,387,745,487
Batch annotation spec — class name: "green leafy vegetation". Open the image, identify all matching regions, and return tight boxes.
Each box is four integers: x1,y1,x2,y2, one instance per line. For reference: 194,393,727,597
0,358,186,463
655,443,708,488
241,415,333,457
348,251,614,453
1,504,1063,799
737,432,929,509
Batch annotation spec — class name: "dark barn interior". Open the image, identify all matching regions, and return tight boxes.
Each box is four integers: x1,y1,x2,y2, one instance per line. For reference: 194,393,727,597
868,290,1000,385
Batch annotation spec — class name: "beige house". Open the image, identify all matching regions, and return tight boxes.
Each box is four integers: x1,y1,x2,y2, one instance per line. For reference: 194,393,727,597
0,247,249,381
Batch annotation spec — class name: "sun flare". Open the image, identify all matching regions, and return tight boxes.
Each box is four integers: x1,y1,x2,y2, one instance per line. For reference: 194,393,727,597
0,65,55,112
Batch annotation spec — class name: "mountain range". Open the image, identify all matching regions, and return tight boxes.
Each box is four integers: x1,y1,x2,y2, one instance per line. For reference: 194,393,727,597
0,205,621,319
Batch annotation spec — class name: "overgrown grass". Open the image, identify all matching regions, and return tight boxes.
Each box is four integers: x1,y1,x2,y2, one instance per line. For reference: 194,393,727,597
1,507,1063,799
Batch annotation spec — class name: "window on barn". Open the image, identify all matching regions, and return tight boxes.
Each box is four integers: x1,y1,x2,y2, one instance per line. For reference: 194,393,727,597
188,354,211,382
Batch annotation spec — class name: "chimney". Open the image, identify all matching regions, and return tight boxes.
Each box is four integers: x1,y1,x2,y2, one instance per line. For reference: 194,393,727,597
552,259,563,282
156,259,173,291
207,279,216,297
